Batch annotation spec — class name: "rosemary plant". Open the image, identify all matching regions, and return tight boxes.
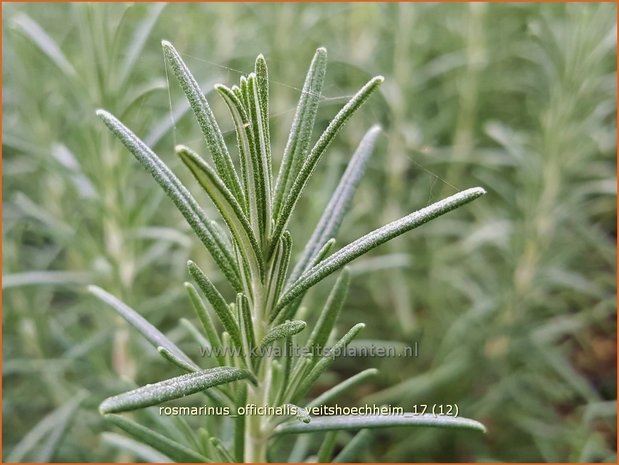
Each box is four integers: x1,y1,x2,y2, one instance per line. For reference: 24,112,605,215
91,40,486,462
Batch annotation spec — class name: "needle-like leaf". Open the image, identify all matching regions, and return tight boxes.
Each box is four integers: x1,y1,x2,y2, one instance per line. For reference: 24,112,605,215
161,40,244,203
237,293,256,364
178,145,264,280
88,285,198,370
105,415,211,462
300,268,350,351
255,54,272,185
292,323,364,402
273,47,328,222
270,76,384,257
96,109,241,290
266,231,292,313
247,73,271,237
104,414,211,463
306,368,378,409
333,429,373,462
277,187,486,312
258,320,306,355
99,367,256,414
317,431,338,463
289,126,381,282
273,414,487,435
184,282,224,365
157,346,197,373
187,260,243,351
215,84,254,221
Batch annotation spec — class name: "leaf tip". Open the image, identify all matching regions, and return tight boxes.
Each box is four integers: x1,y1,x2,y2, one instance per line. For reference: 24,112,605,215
161,39,173,49
175,144,190,156
369,124,382,134
98,399,113,415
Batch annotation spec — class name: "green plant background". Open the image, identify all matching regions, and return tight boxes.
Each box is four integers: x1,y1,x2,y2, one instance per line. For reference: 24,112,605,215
3,2,616,462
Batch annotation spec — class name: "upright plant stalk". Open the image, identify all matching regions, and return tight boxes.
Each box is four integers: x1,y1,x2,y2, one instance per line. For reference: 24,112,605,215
92,40,487,463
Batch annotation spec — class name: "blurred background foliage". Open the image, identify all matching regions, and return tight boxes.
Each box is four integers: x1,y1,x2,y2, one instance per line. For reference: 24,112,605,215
3,2,616,462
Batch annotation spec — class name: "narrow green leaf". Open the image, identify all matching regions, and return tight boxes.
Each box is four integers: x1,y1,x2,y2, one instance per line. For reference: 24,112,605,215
275,337,294,405
117,4,165,85
273,47,328,222
157,346,197,373
215,83,262,235
284,355,314,405
271,76,384,256
309,238,336,268
258,320,306,355
188,260,243,350
179,318,209,348
317,431,338,462
198,428,216,460
278,187,486,311
178,145,264,279
237,293,256,362
274,413,487,435
102,432,171,463
215,84,252,215
306,368,378,409
3,270,93,288
255,54,272,184
292,323,365,403
210,437,236,462
290,126,381,282
104,414,210,463
96,109,241,290
99,367,256,414
88,285,198,370
247,73,272,238
287,268,349,345
266,231,292,312
234,385,247,462
270,360,284,404
184,282,224,365
239,75,250,110
333,429,372,462
6,392,85,462
274,295,304,326
161,40,244,203
12,14,77,78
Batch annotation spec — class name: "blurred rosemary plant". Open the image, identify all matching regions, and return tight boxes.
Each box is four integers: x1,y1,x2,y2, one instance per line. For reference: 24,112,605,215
91,41,486,462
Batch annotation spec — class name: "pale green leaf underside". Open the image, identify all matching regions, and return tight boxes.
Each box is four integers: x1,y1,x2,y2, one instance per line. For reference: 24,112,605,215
99,367,255,414
273,413,486,435
178,145,264,279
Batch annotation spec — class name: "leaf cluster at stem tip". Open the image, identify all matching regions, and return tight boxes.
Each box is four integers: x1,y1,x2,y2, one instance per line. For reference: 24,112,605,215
91,39,486,462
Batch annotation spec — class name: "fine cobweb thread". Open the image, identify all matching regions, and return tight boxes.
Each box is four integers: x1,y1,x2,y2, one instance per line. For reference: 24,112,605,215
162,49,464,201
